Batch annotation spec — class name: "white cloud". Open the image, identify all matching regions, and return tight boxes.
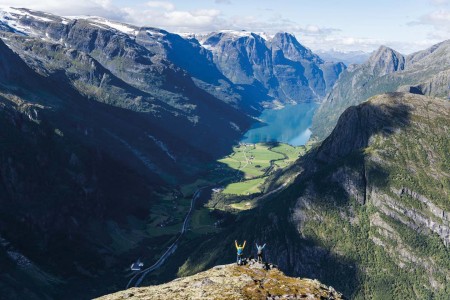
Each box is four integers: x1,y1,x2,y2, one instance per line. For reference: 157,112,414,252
292,25,340,36
430,0,450,5
0,0,125,19
146,1,175,11
122,7,222,30
407,7,450,50
422,9,450,25
164,9,221,26
299,33,441,54
303,36,382,52
213,14,340,38
0,1,224,31
408,8,450,40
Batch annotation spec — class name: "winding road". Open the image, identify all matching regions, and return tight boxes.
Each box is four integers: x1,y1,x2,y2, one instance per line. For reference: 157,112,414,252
126,188,205,288
125,145,299,289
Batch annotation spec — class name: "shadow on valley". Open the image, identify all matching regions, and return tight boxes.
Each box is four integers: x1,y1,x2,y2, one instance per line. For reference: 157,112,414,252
0,42,251,299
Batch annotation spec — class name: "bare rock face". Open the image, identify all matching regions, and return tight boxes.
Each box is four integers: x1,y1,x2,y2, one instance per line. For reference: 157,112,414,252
96,262,344,300
366,46,405,76
198,31,345,105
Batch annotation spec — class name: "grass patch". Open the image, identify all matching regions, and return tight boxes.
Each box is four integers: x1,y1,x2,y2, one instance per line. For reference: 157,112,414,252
217,143,304,196
219,144,284,179
223,177,266,195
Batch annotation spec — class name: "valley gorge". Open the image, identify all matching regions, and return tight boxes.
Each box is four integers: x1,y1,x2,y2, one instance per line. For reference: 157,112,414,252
0,6,449,300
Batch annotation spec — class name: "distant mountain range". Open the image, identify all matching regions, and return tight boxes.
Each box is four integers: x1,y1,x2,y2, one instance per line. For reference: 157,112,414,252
316,49,371,65
197,31,345,105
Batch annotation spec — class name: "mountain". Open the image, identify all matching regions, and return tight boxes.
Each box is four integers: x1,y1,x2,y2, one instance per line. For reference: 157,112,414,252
178,92,450,299
2,6,448,300
0,36,159,299
316,49,371,65
97,262,344,300
0,8,256,175
312,41,450,140
0,7,261,299
198,31,345,105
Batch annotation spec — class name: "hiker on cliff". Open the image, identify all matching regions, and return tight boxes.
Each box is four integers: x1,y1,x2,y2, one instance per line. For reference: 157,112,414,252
256,243,266,262
235,240,246,265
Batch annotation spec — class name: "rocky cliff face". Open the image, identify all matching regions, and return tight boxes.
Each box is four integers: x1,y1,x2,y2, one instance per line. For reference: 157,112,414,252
312,41,450,140
97,262,344,300
292,93,450,298
198,31,345,105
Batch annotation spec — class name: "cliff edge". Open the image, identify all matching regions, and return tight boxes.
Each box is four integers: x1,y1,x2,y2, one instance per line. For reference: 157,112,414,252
96,261,344,300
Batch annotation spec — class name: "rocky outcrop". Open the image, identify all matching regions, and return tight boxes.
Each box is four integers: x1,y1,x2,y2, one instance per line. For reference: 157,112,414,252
97,262,344,300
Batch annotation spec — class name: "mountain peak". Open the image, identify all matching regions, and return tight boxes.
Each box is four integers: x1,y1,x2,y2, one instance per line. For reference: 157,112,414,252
369,45,402,60
96,262,344,300
367,45,405,75
273,31,296,40
271,31,322,63
272,31,302,47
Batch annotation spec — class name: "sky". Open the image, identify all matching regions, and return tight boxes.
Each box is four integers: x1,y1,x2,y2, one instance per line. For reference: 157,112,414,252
0,0,449,53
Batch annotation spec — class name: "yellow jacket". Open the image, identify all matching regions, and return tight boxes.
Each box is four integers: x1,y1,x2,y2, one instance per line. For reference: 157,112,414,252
235,240,246,254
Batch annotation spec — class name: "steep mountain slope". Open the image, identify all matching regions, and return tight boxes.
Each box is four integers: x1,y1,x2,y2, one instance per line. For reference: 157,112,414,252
97,262,344,300
0,8,253,168
0,39,159,299
312,41,450,140
0,7,260,300
198,31,345,105
179,93,450,299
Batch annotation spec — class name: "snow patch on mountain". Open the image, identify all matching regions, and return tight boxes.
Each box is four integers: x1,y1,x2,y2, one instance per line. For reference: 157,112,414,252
0,7,71,37
67,16,139,35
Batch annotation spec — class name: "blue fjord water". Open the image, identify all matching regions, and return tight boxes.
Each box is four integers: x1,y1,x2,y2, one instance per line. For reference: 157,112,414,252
241,102,318,146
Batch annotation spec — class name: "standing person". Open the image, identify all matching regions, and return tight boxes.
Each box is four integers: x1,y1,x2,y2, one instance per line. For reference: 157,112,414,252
256,243,266,262
235,240,246,265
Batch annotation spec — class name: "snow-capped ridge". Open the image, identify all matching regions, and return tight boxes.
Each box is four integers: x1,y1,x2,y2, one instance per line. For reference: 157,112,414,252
0,7,70,36
66,15,139,35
